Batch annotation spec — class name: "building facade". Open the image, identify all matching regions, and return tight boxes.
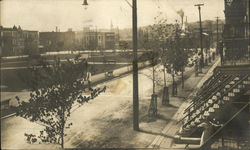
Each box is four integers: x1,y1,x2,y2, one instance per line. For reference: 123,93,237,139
99,32,115,50
223,0,249,64
174,0,250,149
39,29,75,52
0,26,38,56
80,28,115,50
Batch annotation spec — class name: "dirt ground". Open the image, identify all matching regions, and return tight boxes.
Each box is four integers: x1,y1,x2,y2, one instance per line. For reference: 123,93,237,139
1,60,217,149
63,66,196,148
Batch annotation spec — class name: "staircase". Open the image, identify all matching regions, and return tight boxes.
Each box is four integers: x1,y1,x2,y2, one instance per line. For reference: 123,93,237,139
210,136,250,150
175,65,250,148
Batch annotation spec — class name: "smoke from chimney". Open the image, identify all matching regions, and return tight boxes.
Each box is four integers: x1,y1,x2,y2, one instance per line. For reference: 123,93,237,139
177,9,184,26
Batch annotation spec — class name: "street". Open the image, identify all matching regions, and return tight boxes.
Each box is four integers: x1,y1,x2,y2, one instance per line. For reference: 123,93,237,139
1,65,193,149
2,0,249,149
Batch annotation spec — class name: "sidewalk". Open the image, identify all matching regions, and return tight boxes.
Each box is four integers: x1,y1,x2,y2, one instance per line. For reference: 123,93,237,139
148,58,220,149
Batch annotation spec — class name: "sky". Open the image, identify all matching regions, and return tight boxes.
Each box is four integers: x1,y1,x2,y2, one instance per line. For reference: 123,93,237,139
0,0,225,32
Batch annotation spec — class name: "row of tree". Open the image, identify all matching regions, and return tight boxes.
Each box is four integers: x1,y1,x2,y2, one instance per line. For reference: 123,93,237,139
15,18,190,149
142,18,189,100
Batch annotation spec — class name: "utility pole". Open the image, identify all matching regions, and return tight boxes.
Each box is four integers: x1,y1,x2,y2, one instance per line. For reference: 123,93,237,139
95,26,98,51
195,4,204,68
132,0,139,131
81,0,140,130
216,17,219,55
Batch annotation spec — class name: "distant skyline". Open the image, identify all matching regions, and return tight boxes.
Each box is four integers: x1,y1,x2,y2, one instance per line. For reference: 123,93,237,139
1,0,225,32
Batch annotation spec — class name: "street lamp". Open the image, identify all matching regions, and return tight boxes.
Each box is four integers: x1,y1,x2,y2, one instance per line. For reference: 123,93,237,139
82,0,88,9
195,3,204,70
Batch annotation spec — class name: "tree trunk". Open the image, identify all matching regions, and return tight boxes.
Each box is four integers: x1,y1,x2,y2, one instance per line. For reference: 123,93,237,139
162,67,169,105
181,70,184,89
153,66,155,94
61,108,65,149
163,67,166,87
61,129,64,149
172,73,175,96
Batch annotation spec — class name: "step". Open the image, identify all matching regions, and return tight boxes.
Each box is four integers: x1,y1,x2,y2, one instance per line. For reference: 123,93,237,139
216,92,221,97
201,103,206,109
174,135,201,145
204,111,210,117
223,96,230,101
212,95,218,100
233,88,240,93
190,121,196,126
228,92,235,97
202,104,209,110
171,143,201,149
195,118,201,124
185,124,191,130
208,99,213,104
243,81,250,85
195,110,200,115
208,107,215,113
238,84,244,89
229,81,235,85
234,77,240,81
213,103,220,109
225,84,230,89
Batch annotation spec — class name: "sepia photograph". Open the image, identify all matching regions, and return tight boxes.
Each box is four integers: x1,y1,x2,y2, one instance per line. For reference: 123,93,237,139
0,0,249,149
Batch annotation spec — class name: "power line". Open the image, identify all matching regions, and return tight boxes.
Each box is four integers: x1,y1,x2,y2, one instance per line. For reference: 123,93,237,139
124,0,132,8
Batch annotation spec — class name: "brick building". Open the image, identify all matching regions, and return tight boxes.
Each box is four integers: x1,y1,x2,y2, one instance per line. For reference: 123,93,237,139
223,0,249,64
97,32,115,50
76,28,115,50
175,0,250,149
39,29,75,52
0,25,38,56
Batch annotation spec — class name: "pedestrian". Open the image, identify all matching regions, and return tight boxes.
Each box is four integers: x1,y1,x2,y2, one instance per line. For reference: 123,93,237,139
86,72,93,91
103,86,106,93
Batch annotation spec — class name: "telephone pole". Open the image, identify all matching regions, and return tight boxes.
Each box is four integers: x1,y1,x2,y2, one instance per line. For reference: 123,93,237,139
195,3,204,68
132,0,139,131
82,0,139,131
216,17,219,55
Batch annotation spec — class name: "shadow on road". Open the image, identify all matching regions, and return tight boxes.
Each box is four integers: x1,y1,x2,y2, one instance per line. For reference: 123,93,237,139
163,104,178,108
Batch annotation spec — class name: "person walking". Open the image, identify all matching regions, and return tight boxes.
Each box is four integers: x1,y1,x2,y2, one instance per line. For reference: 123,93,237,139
86,71,93,91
